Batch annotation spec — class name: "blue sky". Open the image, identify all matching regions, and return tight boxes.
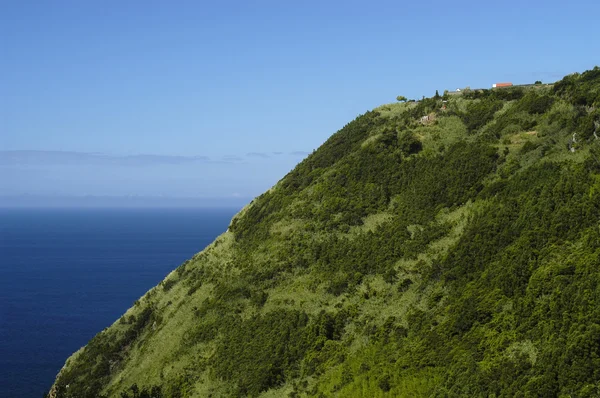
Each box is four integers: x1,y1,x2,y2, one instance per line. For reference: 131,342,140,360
2,0,599,205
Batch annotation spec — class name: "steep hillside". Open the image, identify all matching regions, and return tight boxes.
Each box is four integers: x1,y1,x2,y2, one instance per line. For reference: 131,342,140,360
49,68,600,397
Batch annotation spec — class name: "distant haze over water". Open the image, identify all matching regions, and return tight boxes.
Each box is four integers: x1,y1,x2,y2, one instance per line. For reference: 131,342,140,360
0,195,251,209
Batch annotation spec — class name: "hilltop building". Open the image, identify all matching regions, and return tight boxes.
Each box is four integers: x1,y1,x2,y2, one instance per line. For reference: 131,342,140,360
493,82,513,88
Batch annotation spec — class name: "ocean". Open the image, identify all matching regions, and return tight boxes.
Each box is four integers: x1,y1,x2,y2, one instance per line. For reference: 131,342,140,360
0,207,238,398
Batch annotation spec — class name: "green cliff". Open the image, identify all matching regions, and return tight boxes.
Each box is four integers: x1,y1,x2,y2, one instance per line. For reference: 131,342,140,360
49,68,600,397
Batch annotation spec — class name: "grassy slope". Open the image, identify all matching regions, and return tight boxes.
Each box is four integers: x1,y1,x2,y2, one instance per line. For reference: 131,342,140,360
49,68,600,398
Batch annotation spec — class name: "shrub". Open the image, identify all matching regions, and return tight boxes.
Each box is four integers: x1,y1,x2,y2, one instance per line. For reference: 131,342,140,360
461,99,503,133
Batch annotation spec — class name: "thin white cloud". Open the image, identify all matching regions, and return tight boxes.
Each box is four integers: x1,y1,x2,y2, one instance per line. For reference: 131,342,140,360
221,155,244,162
0,150,216,167
246,152,270,158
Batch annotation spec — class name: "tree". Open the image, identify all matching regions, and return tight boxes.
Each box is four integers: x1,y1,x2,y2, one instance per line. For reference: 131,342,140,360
435,90,441,99
396,95,407,102
535,80,542,84
398,131,423,155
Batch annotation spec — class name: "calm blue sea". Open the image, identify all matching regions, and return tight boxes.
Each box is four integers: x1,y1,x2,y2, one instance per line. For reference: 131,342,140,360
0,208,237,398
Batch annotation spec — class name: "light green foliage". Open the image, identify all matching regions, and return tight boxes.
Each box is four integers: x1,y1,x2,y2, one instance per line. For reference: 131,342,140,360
436,115,467,137
49,67,600,398
374,101,413,118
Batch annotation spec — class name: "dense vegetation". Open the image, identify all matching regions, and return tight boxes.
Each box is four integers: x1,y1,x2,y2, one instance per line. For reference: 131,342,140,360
49,67,600,397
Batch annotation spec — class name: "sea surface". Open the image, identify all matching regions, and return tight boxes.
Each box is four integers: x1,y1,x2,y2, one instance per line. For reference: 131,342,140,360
0,207,238,398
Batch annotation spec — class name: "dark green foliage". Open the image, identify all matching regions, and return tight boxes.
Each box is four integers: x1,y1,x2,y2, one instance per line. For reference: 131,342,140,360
397,278,413,292
485,109,537,139
161,279,176,292
400,161,600,396
397,131,422,155
463,87,525,101
302,139,493,233
461,98,503,133
213,309,348,397
554,66,600,107
213,311,307,396
383,267,397,284
494,86,526,101
520,140,539,154
517,91,555,114
250,289,268,307
377,374,392,392
576,108,600,141
120,384,163,398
